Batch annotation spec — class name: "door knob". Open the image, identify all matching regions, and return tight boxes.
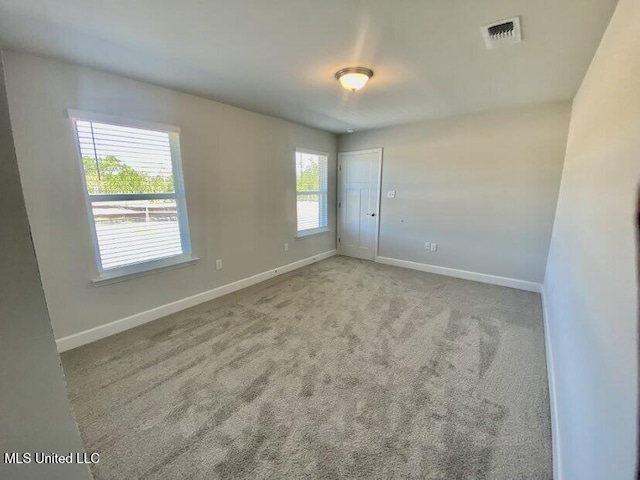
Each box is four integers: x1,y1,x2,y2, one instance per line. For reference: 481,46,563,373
367,213,376,217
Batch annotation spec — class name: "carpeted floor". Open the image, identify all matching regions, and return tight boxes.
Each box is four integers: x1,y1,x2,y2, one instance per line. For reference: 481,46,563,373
61,256,552,479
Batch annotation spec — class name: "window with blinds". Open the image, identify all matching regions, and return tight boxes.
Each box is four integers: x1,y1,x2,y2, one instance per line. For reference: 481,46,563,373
295,150,328,235
70,110,191,276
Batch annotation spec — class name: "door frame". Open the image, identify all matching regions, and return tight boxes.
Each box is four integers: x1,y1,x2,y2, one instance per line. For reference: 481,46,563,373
337,147,383,260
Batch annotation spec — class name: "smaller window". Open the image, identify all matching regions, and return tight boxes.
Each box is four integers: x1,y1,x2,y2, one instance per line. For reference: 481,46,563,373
69,110,193,279
295,149,328,235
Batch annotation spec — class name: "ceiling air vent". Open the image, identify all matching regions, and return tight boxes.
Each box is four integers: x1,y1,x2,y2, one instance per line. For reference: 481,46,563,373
481,16,521,49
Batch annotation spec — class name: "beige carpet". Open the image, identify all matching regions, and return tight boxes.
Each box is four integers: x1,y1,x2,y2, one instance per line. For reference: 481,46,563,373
62,256,552,479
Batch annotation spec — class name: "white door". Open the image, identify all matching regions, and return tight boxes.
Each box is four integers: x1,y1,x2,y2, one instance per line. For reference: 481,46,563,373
338,148,382,261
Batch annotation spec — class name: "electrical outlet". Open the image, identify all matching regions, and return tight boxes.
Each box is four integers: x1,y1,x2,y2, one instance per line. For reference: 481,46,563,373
284,243,289,251
430,243,438,252
424,242,431,250
387,190,396,198
215,259,223,270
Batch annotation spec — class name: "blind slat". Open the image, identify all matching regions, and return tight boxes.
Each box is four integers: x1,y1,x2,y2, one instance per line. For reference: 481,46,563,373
95,236,182,253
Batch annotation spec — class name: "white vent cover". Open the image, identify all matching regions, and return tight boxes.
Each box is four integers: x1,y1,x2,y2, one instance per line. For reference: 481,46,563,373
481,16,521,49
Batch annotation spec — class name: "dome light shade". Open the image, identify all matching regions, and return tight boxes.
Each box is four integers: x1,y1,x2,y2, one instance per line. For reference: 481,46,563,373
335,67,373,92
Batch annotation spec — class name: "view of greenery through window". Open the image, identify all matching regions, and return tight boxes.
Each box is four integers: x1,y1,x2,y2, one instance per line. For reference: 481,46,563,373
83,155,319,194
296,160,319,192
83,152,322,228
83,155,174,194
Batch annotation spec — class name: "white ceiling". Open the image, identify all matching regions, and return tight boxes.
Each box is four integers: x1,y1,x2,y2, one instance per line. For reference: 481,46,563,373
0,0,617,133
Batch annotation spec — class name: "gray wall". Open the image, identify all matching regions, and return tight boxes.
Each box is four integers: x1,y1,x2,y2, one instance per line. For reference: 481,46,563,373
339,102,571,283
0,54,91,480
2,51,337,341
544,0,639,477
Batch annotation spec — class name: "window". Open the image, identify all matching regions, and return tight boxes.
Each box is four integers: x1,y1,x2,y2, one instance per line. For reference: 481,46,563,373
69,110,192,279
295,149,328,236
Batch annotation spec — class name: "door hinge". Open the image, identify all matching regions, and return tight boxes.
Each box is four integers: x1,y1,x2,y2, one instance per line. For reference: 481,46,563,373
338,237,341,243
339,164,342,171
338,201,341,208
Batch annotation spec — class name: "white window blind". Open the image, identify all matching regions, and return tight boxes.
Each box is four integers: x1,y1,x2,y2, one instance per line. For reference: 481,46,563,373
296,150,328,234
71,112,191,275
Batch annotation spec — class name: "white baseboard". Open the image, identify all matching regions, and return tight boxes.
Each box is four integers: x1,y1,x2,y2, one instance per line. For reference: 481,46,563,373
56,249,337,352
375,256,543,293
541,286,562,480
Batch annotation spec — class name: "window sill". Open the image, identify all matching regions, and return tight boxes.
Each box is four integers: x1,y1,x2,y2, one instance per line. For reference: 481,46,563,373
296,227,330,239
92,256,199,287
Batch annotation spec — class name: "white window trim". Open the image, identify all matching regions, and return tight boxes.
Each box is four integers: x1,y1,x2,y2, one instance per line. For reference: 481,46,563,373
295,227,330,239
67,109,196,283
67,109,181,133
91,255,199,287
295,148,329,236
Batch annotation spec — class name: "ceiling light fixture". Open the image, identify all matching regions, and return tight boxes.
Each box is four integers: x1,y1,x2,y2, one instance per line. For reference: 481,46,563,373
335,67,374,92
